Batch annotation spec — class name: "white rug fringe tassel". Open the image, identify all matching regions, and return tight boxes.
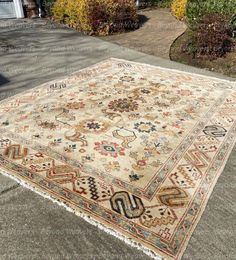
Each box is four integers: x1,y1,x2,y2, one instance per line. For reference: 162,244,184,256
0,169,163,260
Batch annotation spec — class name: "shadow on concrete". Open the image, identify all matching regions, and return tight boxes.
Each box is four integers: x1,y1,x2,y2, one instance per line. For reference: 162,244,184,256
138,14,149,28
0,74,9,86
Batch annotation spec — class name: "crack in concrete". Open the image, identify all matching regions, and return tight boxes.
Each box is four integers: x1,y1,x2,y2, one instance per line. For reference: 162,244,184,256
0,184,20,196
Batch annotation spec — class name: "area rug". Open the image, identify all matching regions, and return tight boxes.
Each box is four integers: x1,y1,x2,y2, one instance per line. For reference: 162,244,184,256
0,58,236,260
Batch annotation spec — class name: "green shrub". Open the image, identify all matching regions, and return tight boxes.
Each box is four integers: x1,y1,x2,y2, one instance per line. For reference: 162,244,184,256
42,0,56,16
182,14,235,59
231,14,236,29
186,0,236,27
143,0,172,8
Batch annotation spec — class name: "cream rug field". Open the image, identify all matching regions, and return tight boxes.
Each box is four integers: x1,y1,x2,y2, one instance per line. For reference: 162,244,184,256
0,58,236,260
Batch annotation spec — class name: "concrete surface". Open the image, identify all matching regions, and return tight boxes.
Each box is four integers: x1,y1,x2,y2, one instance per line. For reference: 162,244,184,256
0,18,235,260
102,8,187,59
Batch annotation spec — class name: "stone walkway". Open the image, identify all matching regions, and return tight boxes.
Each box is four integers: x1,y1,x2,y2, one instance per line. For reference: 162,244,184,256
0,18,235,260
102,8,187,59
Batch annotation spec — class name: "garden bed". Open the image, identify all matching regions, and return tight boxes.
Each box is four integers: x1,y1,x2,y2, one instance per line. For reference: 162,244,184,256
170,29,236,78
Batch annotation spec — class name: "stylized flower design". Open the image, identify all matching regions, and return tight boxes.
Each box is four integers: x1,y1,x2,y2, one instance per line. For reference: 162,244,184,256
154,100,170,108
38,121,57,130
104,161,120,172
94,141,125,158
129,171,143,182
86,121,101,130
75,119,110,133
177,89,193,96
137,159,147,166
163,112,172,117
140,88,151,95
66,101,85,109
119,76,135,82
134,121,157,133
108,98,138,113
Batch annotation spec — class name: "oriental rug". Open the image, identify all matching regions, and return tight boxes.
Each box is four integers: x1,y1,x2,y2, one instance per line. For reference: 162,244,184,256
0,58,236,260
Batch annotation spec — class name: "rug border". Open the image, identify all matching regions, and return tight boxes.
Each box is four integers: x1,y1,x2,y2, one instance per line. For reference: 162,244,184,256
175,135,236,259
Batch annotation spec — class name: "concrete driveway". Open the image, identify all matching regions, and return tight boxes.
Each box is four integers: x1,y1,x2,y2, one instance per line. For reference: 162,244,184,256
0,18,235,260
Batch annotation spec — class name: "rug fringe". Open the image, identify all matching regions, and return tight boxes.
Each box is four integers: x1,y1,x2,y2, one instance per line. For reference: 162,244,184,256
0,168,163,260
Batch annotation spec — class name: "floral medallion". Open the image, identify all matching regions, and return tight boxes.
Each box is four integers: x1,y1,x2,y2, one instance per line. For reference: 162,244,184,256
75,119,110,134
134,121,157,133
94,141,125,158
108,98,138,113
66,101,85,109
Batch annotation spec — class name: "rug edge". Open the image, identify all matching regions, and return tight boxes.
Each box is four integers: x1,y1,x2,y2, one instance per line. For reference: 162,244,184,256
109,58,236,84
175,132,236,260
0,167,165,260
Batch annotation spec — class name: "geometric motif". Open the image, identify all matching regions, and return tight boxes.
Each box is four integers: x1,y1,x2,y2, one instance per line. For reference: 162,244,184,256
169,165,196,188
157,186,189,208
140,206,177,228
110,191,145,219
203,125,227,137
3,144,28,160
184,148,210,170
46,164,80,184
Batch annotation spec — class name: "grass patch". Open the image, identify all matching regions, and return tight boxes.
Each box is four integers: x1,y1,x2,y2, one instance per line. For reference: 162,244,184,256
139,0,172,9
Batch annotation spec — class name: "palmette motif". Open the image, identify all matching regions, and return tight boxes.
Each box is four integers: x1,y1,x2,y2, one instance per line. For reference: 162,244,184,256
0,58,236,260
